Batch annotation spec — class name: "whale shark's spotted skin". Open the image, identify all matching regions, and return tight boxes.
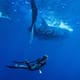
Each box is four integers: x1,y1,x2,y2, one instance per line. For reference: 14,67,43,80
29,0,73,41
33,19,73,39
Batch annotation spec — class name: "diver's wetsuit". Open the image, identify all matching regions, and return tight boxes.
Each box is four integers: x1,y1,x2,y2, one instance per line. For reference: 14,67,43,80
25,55,47,71
6,55,48,71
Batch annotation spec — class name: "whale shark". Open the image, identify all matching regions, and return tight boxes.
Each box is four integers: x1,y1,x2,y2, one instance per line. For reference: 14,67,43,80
32,18,73,39
28,0,73,41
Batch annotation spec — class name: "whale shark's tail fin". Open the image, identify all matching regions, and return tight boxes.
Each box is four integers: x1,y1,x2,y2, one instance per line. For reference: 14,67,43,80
28,0,38,44
28,23,36,44
29,25,34,44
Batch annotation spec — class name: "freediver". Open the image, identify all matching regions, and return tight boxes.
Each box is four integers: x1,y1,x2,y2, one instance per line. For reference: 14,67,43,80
6,55,48,74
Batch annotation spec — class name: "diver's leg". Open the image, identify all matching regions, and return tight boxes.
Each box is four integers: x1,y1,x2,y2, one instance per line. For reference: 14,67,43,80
6,64,28,69
13,61,26,64
25,61,31,66
13,60,30,64
6,64,20,69
6,65,18,69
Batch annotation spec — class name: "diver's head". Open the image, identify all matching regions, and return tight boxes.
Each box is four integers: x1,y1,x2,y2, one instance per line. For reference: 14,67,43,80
43,54,48,60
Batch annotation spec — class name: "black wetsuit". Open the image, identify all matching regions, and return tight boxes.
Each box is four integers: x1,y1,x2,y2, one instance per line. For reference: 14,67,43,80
25,56,47,71
6,55,48,71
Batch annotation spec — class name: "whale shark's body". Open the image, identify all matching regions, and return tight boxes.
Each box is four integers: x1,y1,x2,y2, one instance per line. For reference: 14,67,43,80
29,0,73,41
32,18,73,39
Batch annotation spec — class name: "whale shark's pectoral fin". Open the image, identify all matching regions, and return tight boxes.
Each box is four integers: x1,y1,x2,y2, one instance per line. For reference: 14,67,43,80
40,17,48,30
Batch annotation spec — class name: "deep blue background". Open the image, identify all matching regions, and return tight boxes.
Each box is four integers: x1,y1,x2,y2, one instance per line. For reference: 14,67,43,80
0,0,80,80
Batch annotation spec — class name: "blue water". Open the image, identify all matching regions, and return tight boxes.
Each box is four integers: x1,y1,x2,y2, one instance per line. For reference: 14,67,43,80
0,0,80,80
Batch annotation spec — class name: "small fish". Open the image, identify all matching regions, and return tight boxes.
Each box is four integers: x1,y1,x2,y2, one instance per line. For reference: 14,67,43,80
0,11,11,20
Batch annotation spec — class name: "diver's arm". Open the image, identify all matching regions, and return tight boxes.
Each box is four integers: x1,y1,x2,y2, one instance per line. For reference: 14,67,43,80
39,69,42,74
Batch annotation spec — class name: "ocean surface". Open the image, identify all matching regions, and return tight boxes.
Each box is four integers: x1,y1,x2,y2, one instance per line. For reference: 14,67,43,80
0,0,80,80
